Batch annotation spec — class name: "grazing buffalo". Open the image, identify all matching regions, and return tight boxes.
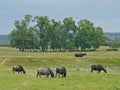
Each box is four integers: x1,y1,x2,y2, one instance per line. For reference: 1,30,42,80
56,67,67,77
12,65,26,74
75,53,87,57
36,67,54,78
91,64,107,73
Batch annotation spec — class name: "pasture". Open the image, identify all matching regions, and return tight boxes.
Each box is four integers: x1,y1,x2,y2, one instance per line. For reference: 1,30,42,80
0,47,120,90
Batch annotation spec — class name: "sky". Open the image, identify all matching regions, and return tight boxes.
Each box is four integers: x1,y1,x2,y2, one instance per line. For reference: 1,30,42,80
0,0,120,34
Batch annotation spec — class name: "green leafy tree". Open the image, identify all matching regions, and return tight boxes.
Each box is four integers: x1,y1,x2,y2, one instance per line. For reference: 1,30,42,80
33,16,50,51
10,14,32,52
75,19,105,51
23,27,39,51
48,19,63,51
91,27,105,50
76,19,94,51
62,17,77,51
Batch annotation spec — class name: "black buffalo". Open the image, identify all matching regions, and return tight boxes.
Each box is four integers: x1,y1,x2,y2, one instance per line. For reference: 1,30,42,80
91,64,107,73
56,67,67,77
75,53,87,57
12,65,26,74
36,67,54,78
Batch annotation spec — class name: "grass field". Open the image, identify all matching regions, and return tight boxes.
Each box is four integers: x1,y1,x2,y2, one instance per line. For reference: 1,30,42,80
0,47,120,90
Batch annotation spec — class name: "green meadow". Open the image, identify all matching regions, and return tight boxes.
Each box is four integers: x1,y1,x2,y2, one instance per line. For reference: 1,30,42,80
0,47,120,90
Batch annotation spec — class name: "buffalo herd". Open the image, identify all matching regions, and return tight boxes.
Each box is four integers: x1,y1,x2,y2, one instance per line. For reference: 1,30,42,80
11,53,108,78
12,65,67,78
12,64,107,78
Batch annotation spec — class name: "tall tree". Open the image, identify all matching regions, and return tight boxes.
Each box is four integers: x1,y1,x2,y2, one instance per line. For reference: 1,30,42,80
91,26,105,50
23,27,39,51
76,19,94,51
62,17,77,51
10,14,32,52
33,16,50,51
48,19,63,51
76,19,105,51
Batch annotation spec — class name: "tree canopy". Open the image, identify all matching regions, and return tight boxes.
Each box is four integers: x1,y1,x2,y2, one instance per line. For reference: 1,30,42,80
10,14,106,52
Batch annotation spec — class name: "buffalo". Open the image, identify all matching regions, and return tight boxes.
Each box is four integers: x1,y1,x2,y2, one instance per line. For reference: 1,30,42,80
91,64,107,73
12,65,26,74
56,67,67,77
36,67,54,78
75,53,87,57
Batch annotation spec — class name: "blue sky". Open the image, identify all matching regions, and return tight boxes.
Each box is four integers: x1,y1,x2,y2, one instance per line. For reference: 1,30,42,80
0,0,120,34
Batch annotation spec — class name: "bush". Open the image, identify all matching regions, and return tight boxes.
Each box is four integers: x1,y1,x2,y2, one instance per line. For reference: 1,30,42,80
106,48,119,51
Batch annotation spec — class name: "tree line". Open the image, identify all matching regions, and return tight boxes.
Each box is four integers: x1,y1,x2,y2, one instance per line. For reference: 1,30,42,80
10,14,106,52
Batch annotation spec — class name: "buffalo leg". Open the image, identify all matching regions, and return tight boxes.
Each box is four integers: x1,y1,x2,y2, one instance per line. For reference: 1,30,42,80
91,69,93,73
97,70,101,73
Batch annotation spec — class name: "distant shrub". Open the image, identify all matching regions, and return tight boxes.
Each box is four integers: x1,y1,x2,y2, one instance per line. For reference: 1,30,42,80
106,48,119,51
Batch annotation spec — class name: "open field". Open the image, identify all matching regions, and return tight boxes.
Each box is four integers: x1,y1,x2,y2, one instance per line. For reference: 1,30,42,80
0,47,120,90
